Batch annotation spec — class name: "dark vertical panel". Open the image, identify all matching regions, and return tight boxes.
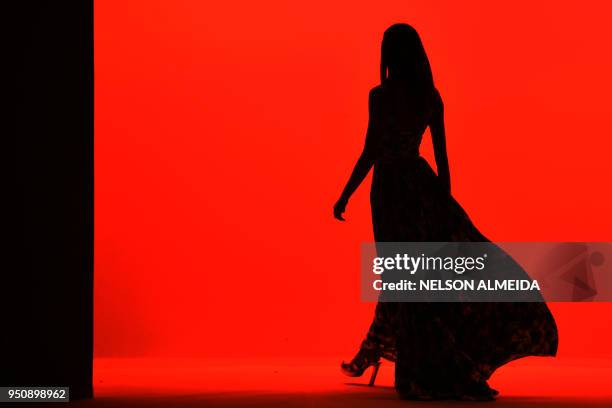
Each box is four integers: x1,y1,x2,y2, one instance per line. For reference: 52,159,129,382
5,1,93,399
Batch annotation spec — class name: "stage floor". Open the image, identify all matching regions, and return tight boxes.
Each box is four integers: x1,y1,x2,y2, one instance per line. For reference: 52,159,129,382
65,357,612,407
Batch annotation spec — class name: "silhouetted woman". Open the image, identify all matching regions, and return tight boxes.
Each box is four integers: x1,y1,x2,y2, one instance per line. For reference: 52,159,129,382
334,24,558,400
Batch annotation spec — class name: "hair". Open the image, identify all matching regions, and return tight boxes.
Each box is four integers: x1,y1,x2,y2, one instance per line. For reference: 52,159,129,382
380,24,434,90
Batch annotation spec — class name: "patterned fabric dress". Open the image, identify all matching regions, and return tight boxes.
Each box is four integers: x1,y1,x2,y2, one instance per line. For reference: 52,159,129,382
359,80,558,398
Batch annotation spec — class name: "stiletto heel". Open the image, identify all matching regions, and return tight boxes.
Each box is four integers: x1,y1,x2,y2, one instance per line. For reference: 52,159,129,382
368,362,381,386
341,348,382,386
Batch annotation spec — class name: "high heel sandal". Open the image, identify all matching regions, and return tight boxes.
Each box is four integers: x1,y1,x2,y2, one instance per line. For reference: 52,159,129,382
456,381,498,401
341,349,383,386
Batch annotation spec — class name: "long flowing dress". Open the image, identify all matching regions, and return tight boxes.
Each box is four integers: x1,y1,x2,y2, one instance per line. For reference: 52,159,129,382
359,79,558,397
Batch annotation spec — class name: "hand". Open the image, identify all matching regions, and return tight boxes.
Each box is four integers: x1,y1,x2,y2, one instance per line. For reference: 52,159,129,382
333,197,348,221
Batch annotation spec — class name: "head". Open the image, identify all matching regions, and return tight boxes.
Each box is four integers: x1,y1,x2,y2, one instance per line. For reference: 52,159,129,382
380,24,434,89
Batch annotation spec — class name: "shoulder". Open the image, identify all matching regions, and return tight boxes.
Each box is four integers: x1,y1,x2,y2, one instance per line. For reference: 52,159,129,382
369,85,383,99
368,85,384,108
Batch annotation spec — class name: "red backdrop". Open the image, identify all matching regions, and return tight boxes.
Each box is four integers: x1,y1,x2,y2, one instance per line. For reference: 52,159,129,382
95,1,612,358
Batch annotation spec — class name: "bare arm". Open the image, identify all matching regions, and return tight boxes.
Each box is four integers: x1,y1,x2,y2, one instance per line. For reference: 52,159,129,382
334,89,380,221
430,89,451,194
